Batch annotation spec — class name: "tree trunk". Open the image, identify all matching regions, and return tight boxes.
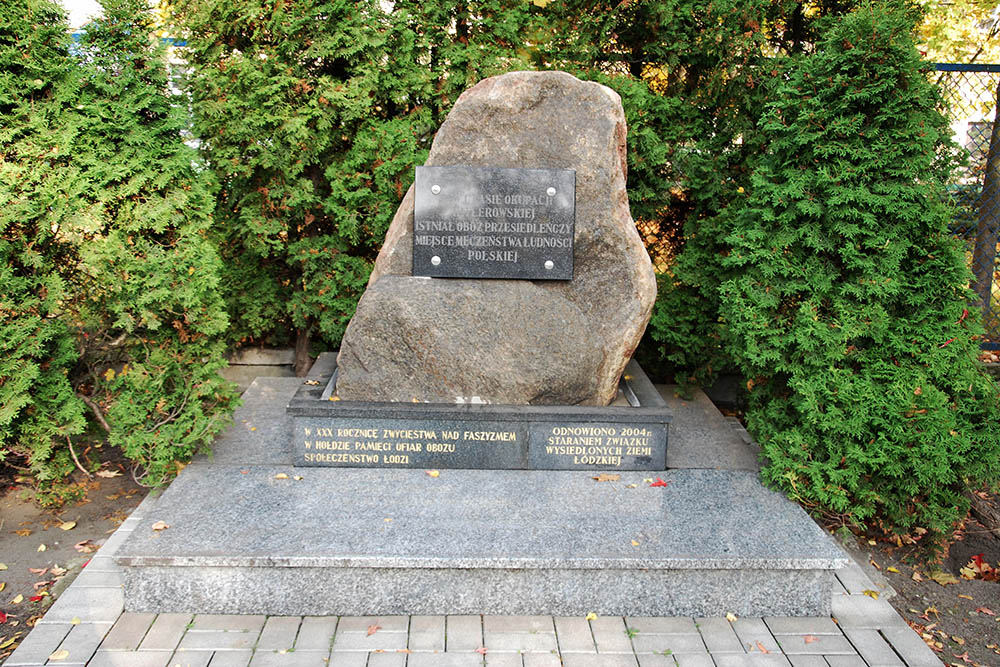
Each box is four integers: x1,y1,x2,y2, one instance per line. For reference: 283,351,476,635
294,325,312,377
971,78,1000,321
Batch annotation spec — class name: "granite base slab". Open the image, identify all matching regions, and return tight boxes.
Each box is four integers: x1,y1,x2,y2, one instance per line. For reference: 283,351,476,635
116,464,847,617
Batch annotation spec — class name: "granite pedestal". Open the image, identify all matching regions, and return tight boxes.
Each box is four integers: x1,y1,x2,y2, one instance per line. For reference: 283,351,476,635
115,372,847,617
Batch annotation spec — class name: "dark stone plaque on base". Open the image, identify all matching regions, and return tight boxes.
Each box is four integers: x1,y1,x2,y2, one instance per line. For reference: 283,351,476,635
289,360,670,471
412,165,575,280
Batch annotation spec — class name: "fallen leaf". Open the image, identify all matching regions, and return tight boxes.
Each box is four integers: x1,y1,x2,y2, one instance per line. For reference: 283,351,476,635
70,617,80,625
29,595,45,602
11,594,23,604
14,529,31,537
929,570,959,586
293,476,303,481
95,470,121,478
32,581,52,591
28,568,47,575
304,380,320,385
912,571,924,582
804,635,818,644
631,540,639,547
37,544,46,552
725,612,738,622
0,564,6,571
274,473,289,480
74,540,97,553
0,583,5,592
953,650,971,663
367,624,380,636
625,483,638,489
957,594,973,600
863,590,880,600
951,635,965,645
50,566,66,577
0,636,16,650
649,477,669,487
592,473,620,482
887,566,900,573
585,612,597,621
976,607,996,615
48,649,69,661
397,648,413,654
0,611,6,624
425,470,440,478
151,521,169,531
755,641,771,654
475,647,488,655
869,558,881,570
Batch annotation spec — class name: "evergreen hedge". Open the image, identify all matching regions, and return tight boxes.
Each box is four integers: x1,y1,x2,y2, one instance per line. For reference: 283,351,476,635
720,3,1000,541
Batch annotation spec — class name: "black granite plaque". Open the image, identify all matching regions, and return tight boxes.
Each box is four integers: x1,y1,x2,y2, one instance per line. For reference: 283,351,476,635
413,165,575,280
289,360,670,471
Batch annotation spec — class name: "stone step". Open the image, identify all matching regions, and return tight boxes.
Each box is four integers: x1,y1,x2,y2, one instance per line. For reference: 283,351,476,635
115,378,847,617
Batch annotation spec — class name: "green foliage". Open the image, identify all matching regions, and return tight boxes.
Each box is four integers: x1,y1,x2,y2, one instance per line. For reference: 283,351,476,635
720,2,1000,541
0,0,88,485
70,0,239,484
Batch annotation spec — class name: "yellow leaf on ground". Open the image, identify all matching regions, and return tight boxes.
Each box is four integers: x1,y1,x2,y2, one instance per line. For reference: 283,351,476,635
592,473,620,482
425,470,440,478
887,566,900,573
0,564,6,570
37,544,46,552
293,476,303,481
0,636,17,650
0,583,5,592
274,473,289,480
631,540,639,547
929,570,959,586
48,649,69,661
863,590,880,600
585,612,597,621
95,470,121,478
958,594,973,600
103,368,115,381
59,521,76,531
725,612,738,622
71,617,80,625
151,521,169,531
11,594,23,604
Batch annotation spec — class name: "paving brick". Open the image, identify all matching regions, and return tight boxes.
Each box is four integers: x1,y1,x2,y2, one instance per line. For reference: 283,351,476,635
774,633,855,655
763,618,840,636
834,563,876,595
190,615,267,634
635,655,681,667
879,626,945,666
485,616,553,633
695,617,743,653
831,595,899,629
323,653,368,667
731,618,781,654
248,649,334,666
785,656,828,667
294,617,338,651
203,649,253,666
99,612,156,650
77,556,118,573
335,616,409,633
562,655,639,667
329,628,408,652
823,656,868,667
39,586,124,624
0,623,71,665
631,633,706,655
482,631,558,653
68,569,124,589
590,616,633,654
785,656,827,667
446,615,484,652
408,615,446,652
167,649,214,667
554,616,595,653
671,655,716,667
364,652,407,667
53,621,114,664
841,628,904,666
407,653,487,667
256,617,302,651
712,655,793,666
177,630,261,651
138,613,192,650
625,618,698,634
87,649,175,667
522,654,563,666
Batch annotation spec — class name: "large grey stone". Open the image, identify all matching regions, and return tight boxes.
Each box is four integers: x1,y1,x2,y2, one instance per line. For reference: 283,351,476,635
336,70,656,406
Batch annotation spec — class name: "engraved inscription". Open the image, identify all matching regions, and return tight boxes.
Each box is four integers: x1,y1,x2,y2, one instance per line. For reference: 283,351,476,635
528,422,666,470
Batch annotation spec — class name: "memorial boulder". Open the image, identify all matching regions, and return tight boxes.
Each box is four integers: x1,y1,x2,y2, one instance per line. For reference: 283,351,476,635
335,70,656,406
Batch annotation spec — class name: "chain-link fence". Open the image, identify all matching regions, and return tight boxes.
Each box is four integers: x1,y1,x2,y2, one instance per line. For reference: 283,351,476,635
934,64,1000,349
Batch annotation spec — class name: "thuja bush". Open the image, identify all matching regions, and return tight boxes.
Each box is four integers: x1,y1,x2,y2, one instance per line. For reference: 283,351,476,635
71,0,239,485
720,2,1000,541
0,0,89,493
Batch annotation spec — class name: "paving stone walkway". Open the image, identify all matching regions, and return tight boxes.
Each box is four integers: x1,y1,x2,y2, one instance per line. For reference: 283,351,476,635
1,485,944,667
